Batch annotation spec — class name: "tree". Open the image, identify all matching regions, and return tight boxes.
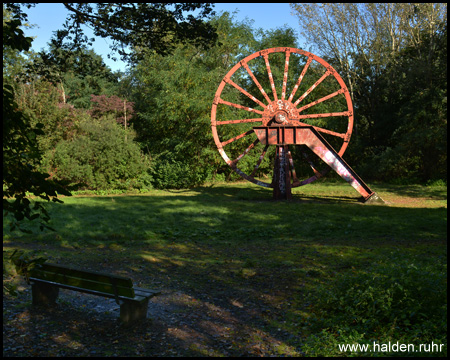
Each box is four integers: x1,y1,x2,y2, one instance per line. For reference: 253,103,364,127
3,14,71,232
127,12,257,187
90,94,134,126
5,3,218,63
128,13,312,187
24,46,120,108
2,5,35,83
2,2,219,228
289,3,447,182
289,4,447,101
368,21,447,182
14,78,77,154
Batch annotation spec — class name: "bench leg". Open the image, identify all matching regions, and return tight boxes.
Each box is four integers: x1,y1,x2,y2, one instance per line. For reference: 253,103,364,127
120,298,149,323
32,282,59,305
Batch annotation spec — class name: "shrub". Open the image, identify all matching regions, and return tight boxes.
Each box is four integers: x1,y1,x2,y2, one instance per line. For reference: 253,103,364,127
49,115,151,190
149,156,208,189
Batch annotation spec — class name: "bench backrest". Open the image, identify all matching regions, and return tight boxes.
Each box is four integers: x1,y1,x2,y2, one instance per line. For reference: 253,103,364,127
29,263,135,299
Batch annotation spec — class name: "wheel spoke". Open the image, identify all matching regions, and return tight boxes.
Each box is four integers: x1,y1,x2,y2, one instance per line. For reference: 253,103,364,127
218,98,264,115
301,151,321,177
231,138,260,166
221,129,254,147
296,89,345,113
288,120,347,139
313,127,346,138
250,144,269,177
216,118,263,125
282,50,291,100
301,149,331,184
241,60,272,104
288,55,313,102
224,77,267,109
293,70,332,106
298,176,318,186
297,111,351,119
263,53,278,102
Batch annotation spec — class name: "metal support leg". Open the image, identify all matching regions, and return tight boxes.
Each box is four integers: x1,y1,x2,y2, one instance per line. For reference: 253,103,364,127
273,146,292,200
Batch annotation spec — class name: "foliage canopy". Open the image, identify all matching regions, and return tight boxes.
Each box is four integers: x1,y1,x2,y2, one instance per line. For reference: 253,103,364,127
3,13,72,232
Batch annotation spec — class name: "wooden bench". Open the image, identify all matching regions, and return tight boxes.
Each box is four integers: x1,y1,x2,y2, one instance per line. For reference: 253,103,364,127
29,263,160,324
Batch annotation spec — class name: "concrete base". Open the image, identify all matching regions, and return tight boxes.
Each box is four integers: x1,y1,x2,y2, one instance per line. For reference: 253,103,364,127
363,192,385,204
120,298,150,323
32,282,60,305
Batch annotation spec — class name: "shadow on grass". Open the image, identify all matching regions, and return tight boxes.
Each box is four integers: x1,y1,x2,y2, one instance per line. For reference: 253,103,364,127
3,185,447,356
166,184,364,204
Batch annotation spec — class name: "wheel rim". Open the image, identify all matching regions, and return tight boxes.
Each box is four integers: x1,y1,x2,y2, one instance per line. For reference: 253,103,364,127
211,47,354,188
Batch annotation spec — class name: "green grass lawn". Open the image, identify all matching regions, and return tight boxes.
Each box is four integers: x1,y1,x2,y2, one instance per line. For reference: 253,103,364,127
3,181,447,356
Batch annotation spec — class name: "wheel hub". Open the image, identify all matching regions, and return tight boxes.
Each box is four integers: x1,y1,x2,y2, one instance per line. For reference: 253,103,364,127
262,100,299,126
274,112,289,124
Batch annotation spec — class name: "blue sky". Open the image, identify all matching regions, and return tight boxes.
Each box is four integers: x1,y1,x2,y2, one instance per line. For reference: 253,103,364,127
21,3,303,72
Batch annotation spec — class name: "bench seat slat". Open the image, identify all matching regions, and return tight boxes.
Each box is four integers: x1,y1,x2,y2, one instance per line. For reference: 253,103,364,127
134,288,161,297
29,272,135,298
31,263,133,287
30,278,154,302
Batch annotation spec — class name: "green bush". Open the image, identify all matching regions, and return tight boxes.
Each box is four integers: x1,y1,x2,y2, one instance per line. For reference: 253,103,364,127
426,179,447,187
49,115,151,190
149,155,208,189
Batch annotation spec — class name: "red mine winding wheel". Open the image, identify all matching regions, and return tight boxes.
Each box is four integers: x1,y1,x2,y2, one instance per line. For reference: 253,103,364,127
211,47,382,203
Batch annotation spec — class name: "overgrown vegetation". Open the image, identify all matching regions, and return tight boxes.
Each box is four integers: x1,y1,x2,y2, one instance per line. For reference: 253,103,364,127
302,251,446,356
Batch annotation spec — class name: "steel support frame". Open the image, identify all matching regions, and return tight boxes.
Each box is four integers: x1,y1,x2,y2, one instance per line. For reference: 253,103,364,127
255,126,383,203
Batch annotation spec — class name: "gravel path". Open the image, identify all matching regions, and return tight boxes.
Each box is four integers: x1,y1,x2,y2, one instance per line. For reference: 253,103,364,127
4,279,303,357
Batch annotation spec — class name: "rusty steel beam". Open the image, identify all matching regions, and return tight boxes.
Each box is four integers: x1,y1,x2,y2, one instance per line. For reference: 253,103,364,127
254,126,383,203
